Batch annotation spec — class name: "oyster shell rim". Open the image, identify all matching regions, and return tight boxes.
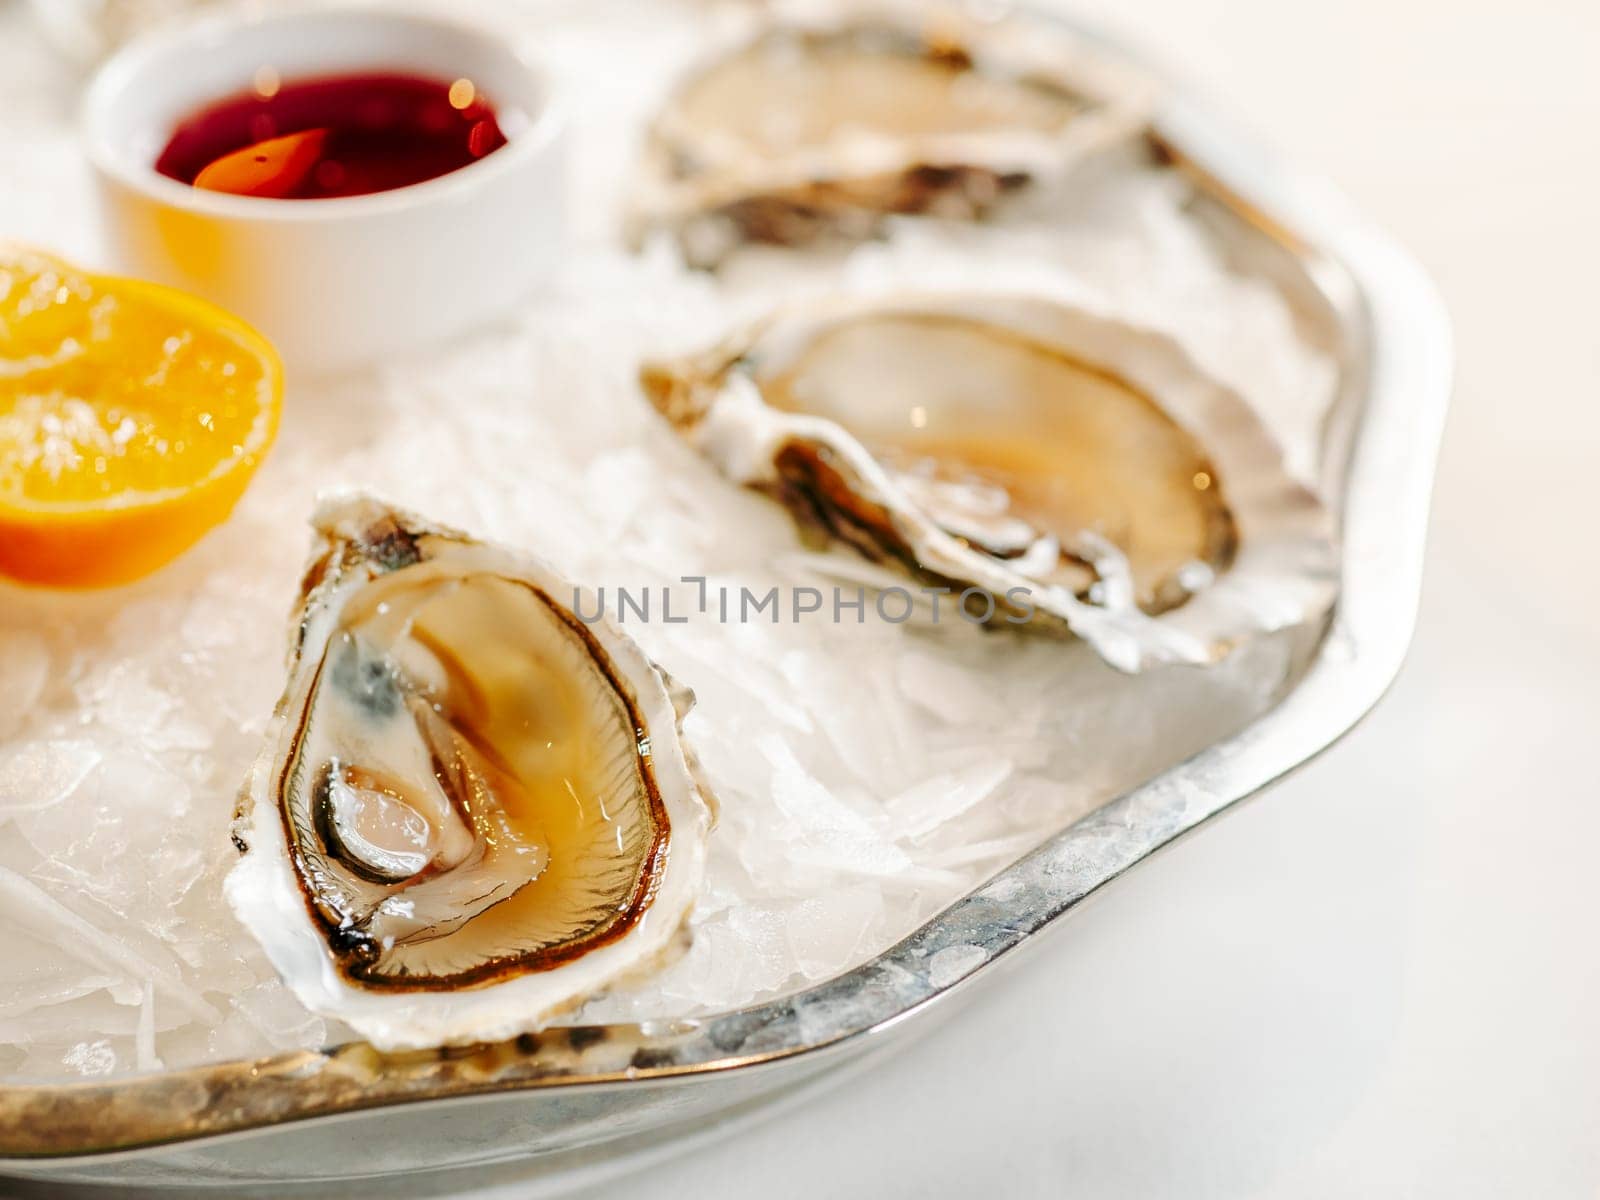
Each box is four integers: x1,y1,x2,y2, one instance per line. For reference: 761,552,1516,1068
225,492,715,1049
642,290,1340,672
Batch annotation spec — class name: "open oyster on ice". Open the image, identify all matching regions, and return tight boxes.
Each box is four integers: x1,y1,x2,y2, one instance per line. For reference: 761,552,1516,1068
642,294,1338,671
226,496,714,1050
629,2,1154,267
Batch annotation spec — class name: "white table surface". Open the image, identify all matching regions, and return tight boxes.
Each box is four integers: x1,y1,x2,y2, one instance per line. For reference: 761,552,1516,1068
563,0,1600,1196
7,0,1595,1195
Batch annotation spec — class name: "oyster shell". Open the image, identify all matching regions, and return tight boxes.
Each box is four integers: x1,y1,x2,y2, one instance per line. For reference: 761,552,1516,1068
642,293,1338,671
226,495,713,1050
629,2,1154,267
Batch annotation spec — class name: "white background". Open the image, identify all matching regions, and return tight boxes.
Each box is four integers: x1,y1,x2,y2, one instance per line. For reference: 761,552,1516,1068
569,0,1600,1195
5,0,1596,1195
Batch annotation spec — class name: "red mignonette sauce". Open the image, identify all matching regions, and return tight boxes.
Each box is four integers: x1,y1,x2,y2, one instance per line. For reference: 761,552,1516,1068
156,70,507,199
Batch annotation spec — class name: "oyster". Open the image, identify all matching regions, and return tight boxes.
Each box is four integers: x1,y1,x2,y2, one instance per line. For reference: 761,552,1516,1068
629,2,1154,267
226,495,713,1050
642,294,1338,671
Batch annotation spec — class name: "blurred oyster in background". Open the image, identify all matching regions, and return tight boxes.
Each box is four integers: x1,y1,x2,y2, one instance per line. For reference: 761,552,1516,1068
629,0,1155,267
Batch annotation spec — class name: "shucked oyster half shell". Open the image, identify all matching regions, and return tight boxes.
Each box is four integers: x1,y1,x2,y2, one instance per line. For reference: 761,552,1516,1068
629,1,1155,268
642,294,1338,672
226,495,714,1050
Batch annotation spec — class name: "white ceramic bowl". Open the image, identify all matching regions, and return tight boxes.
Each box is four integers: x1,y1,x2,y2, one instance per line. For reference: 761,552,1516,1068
82,8,566,373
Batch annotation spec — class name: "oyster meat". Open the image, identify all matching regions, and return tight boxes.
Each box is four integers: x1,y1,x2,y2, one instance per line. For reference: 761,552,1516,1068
629,1,1154,267
226,495,713,1050
643,293,1338,671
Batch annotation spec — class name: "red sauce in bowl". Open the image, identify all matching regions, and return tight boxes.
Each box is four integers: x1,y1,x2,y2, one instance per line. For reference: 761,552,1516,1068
155,71,508,200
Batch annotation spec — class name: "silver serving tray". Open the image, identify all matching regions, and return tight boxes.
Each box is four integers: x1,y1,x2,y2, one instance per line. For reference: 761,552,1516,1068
0,33,1451,1193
